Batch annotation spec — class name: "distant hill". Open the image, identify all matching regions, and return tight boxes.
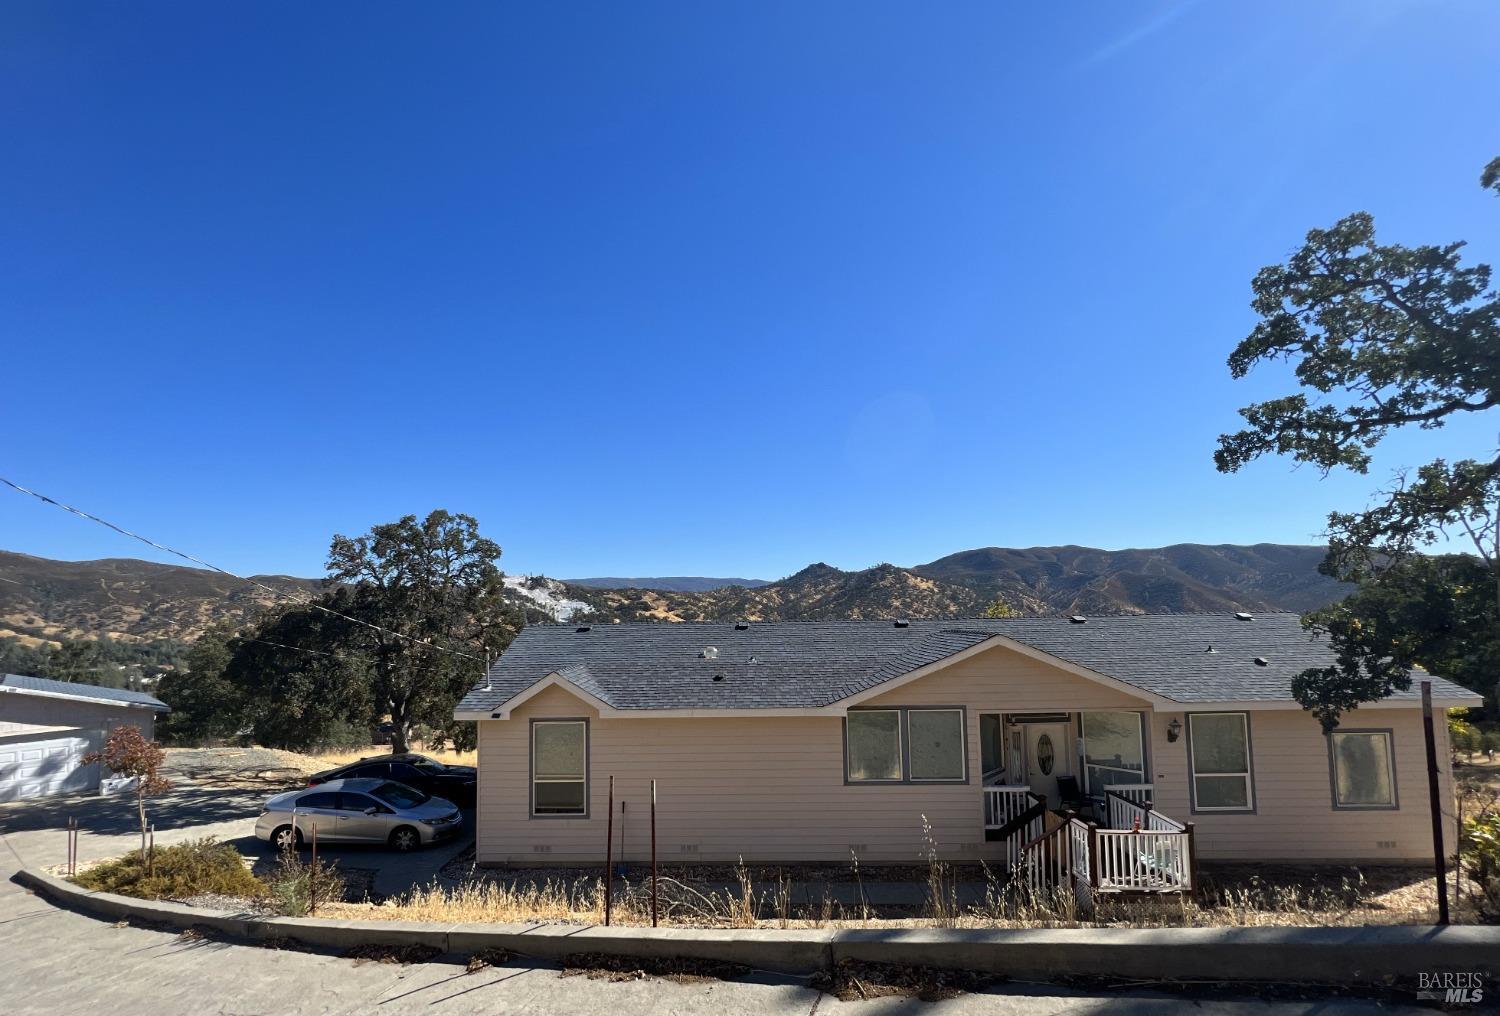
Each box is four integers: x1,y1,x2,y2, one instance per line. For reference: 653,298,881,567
910,543,1348,615
0,550,323,646
0,543,1353,646
567,576,772,592
560,544,1351,623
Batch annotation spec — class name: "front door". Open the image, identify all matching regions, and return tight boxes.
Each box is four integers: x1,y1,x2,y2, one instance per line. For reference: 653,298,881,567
1024,722,1072,806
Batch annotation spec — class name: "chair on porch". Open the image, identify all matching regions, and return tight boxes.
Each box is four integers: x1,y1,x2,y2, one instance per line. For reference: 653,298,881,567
1054,775,1093,819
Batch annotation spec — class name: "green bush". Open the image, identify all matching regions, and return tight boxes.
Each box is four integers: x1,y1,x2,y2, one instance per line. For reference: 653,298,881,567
1461,814,1500,923
263,845,345,916
74,837,265,901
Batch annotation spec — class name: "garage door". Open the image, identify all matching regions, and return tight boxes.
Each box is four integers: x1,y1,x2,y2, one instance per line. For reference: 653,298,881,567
0,731,102,803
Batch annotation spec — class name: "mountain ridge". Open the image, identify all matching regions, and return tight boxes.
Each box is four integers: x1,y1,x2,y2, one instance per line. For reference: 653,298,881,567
0,542,1352,646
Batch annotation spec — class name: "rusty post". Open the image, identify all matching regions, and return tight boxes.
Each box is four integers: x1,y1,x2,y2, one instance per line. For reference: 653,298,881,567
1185,822,1198,898
1420,681,1450,925
604,776,615,926
310,819,319,917
650,779,658,928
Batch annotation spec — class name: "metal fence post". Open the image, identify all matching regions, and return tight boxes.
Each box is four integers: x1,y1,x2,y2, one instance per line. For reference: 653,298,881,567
310,819,319,916
650,779,658,928
604,775,614,927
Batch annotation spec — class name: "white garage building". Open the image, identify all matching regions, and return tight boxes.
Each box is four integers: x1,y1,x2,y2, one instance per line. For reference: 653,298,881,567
0,673,169,803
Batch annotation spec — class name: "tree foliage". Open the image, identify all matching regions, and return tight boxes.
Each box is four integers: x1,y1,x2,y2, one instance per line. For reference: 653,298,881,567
1217,159,1500,727
1294,555,1499,730
84,725,172,857
153,511,522,753
982,598,1016,618
325,510,521,753
223,590,376,751
157,625,244,744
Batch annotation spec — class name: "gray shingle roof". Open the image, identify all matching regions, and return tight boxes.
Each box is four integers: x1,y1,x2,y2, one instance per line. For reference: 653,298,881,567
455,613,1478,714
0,673,169,711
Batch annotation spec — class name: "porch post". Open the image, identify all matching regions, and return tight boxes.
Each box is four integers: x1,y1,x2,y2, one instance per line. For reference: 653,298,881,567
1087,821,1100,890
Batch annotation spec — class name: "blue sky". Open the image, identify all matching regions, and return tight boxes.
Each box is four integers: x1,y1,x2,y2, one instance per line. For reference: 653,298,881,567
3,1,1497,581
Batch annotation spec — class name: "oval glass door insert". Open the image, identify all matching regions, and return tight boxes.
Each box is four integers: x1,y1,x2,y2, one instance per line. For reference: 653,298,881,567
1036,734,1055,775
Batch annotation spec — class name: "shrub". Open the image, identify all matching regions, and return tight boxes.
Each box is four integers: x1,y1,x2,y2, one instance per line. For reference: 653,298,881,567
1461,813,1500,922
74,838,264,901
264,844,346,916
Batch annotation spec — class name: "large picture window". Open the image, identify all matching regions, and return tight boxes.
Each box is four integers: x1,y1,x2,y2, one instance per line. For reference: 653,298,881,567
845,708,966,783
1187,712,1254,812
908,709,965,782
532,720,588,816
1081,711,1145,793
845,710,902,782
1329,730,1397,809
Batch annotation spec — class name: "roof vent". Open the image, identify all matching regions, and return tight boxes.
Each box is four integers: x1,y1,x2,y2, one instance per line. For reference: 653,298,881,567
1069,615,1087,624
701,646,719,660
1235,612,1254,621
749,655,759,664
893,620,910,628
734,622,750,631
1253,656,1269,666
712,674,725,682
575,625,592,633
1205,644,1217,654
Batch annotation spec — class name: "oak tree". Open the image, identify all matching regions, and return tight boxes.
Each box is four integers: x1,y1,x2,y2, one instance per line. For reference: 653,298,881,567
1217,159,1500,728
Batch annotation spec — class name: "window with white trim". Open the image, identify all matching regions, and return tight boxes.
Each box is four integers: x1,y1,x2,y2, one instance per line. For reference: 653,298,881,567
532,720,587,816
845,710,902,782
907,708,965,781
1188,712,1253,811
1329,730,1397,808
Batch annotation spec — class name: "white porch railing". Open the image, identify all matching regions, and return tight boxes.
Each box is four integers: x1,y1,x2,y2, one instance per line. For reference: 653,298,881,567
1014,788,1195,902
1094,828,1192,891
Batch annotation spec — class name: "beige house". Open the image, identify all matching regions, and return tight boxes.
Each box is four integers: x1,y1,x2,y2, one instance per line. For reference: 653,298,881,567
454,614,1479,894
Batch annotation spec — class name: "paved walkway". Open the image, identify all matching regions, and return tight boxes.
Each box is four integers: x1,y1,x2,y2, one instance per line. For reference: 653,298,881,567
0,795,1435,1014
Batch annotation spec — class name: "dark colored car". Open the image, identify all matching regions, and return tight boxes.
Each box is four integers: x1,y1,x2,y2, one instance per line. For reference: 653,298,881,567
308,753,477,807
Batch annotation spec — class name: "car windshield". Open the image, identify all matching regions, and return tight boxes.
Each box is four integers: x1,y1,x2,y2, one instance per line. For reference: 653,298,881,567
371,781,430,808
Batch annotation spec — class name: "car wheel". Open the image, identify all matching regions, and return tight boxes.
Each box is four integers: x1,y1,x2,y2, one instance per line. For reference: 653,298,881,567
270,825,301,851
389,826,420,852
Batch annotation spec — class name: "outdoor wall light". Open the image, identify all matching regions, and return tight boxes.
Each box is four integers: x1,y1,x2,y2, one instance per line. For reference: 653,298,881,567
1167,717,1182,743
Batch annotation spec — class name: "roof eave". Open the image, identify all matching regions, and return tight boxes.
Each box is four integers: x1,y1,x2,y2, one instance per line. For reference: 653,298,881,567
0,685,169,712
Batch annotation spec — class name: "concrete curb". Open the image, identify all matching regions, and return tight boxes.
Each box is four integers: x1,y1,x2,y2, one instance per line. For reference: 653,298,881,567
15,868,1499,982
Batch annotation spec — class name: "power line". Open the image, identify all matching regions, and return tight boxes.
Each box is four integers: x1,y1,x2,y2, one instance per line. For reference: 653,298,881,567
235,636,381,667
1,476,484,663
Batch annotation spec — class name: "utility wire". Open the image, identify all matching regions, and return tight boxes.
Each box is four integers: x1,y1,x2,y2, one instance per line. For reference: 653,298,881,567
1,475,484,663
235,636,381,667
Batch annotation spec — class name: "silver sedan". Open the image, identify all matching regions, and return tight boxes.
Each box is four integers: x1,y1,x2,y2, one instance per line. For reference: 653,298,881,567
255,777,463,853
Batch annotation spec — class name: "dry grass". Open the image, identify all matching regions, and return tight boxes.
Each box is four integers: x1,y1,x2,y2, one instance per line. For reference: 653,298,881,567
311,746,477,768
318,857,1481,930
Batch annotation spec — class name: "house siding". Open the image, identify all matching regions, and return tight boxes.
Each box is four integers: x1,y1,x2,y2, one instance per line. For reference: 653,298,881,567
475,643,1154,866
1147,708,1457,863
0,694,156,740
